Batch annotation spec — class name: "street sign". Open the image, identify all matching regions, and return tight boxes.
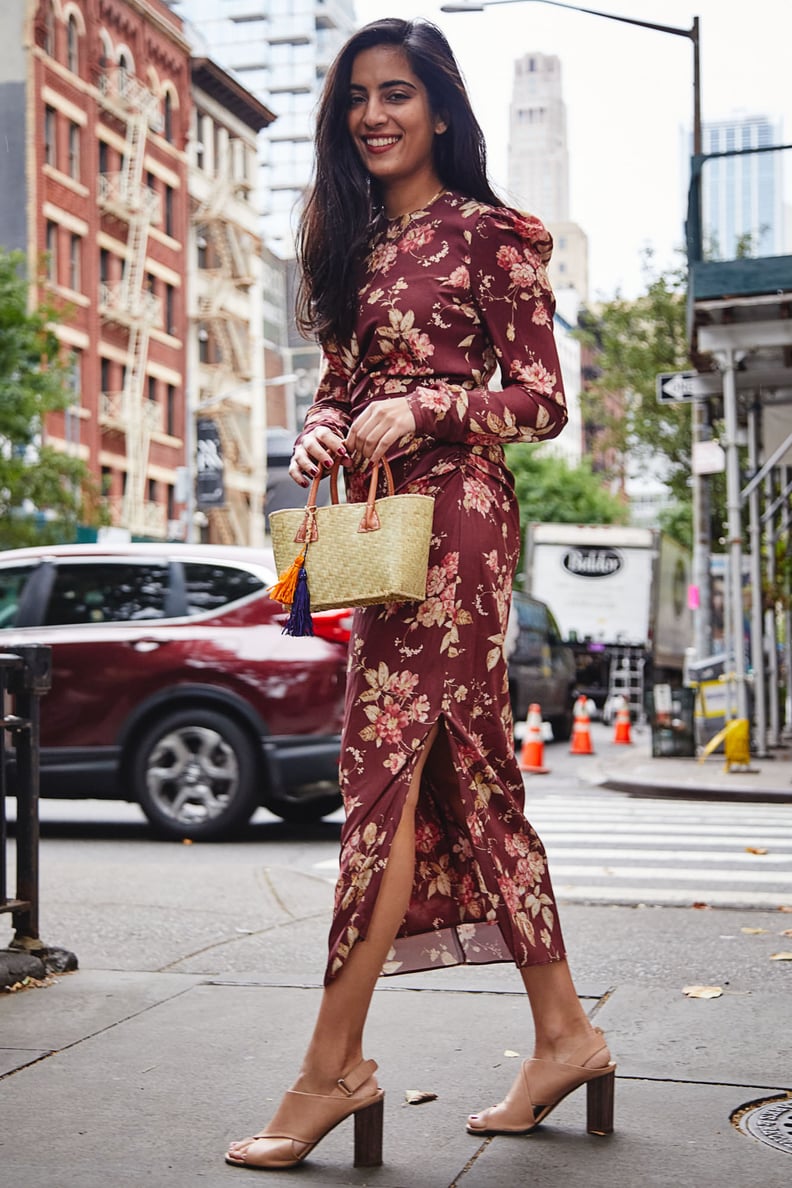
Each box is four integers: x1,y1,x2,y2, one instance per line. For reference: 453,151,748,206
656,370,698,403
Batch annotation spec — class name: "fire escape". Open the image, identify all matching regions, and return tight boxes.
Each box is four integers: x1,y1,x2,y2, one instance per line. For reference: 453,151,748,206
194,148,256,545
97,67,164,537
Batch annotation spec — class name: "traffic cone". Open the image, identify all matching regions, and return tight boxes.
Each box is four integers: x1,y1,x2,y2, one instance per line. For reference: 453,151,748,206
570,695,595,755
519,703,550,774
613,696,633,745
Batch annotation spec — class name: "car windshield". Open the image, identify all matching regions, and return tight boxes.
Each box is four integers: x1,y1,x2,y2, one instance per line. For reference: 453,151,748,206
43,562,171,624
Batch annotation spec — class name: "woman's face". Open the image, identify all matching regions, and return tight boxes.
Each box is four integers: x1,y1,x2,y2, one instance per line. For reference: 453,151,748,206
347,45,446,196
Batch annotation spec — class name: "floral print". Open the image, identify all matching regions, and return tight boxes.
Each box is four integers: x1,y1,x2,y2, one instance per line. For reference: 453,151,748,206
295,192,568,985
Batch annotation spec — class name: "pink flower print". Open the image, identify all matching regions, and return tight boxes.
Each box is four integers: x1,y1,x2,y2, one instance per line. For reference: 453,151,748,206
448,265,470,288
387,670,420,698
368,242,398,274
513,359,557,396
373,695,410,745
410,694,431,722
531,301,552,327
457,873,478,906
415,821,442,854
399,223,436,252
484,549,500,572
383,751,407,775
499,875,522,915
462,475,495,515
416,597,446,629
415,386,453,415
496,244,521,271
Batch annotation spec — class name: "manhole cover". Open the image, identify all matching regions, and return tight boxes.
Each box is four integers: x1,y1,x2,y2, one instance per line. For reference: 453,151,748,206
733,1094,792,1154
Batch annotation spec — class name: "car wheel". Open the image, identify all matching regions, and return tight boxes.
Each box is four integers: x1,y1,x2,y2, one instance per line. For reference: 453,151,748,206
268,783,342,825
133,708,259,841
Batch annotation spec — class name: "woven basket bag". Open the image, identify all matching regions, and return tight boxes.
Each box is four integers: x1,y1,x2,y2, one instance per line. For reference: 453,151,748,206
270,458,435,612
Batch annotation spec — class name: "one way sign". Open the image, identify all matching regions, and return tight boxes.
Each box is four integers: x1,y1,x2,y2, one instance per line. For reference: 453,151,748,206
656,371,698,403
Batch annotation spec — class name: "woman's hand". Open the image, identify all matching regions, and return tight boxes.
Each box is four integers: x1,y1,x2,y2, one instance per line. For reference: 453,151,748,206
346,398,416,464
289,426,350,487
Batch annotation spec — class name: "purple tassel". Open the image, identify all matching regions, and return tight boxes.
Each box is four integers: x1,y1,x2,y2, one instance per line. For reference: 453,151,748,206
282,566,314,637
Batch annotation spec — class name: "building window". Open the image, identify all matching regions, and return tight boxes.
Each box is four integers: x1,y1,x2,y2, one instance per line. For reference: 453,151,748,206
66,15,79,74
101,467,113,497
69,234,81,290
44,106,56,167
164,184,174,236
44,4,55,57
197,227,208,270
147,375,157,404
68,122,80,181
165,283,175,334
167,483,176,522
46,221,58,282
164,92,174,144
100,357,111,394
198,324,209,364
147,477,158,504
98,140,109,176
166,384,176,436
99,248,110,285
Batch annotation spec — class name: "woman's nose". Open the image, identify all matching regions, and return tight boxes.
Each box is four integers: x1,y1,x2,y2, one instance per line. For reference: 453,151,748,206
362,100,386,127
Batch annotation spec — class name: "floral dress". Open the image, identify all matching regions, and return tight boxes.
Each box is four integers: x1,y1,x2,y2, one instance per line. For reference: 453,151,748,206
296,191,569,985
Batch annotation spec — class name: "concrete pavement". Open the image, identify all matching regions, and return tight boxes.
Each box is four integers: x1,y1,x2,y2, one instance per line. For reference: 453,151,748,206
2,732,792,1185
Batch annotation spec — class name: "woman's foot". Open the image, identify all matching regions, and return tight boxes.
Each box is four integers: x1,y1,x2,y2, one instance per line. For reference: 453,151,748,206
467,1027,615,1137
226,1059,384,1170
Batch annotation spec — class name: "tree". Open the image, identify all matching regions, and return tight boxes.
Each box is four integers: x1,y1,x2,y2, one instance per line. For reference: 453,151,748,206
0,248,95,547
505,447,628,529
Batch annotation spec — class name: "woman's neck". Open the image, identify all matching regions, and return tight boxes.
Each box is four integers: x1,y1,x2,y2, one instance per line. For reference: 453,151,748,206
381,174,446,220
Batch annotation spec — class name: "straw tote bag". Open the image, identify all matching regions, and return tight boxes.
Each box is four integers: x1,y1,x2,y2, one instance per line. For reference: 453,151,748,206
269,458,435,633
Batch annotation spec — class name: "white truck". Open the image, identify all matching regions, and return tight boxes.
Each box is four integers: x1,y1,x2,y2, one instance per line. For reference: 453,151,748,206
523,523,694,716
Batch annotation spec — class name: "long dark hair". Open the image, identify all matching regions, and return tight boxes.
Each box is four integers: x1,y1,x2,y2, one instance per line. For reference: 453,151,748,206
296,18,503,345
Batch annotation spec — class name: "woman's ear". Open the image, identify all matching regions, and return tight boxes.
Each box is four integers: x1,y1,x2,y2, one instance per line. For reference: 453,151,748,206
434,112,449,135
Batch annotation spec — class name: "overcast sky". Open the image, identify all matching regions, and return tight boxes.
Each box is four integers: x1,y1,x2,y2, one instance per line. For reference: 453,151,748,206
353,0,791,299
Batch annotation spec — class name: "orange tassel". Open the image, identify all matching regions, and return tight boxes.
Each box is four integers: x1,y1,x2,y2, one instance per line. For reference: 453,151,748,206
268,551,305,605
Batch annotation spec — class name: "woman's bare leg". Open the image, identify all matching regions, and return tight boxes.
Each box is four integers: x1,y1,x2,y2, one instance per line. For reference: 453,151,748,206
520,960,601,1061
289,723,440,1096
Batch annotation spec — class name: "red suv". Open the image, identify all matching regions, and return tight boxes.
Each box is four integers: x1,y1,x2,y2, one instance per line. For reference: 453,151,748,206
0,544,349,840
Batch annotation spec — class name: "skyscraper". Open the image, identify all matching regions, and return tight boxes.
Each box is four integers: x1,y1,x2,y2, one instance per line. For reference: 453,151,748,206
507,51,588,301
700,114,785,260
168,0,356,256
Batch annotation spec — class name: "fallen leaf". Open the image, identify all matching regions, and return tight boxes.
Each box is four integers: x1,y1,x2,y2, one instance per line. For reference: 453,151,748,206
691,902,710,910
778,905,792,913
182,838,193,846
769,952,792,961
745,846,768,855
779,929,792,938
404,1090,438,1105
740,927,769,934
682,984,722,999
503,1050,520,1058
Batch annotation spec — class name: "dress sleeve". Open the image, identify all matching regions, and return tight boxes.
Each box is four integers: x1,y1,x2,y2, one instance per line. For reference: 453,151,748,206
294,337,357,447
406,208,568,445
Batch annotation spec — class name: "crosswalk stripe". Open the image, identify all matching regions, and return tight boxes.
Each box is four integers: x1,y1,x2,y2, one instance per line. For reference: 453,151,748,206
544,847,791,865
548,862,791,885
551,885,790,908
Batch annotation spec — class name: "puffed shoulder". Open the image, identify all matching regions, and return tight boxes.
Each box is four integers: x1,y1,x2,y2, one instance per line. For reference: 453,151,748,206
469,203,554,267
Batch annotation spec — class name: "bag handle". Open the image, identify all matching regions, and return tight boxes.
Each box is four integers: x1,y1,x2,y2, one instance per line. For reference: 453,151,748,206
295,456,395,543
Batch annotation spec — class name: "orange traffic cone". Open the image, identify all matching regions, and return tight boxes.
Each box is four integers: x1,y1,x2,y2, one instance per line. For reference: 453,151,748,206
570,695,594,755
519,703,550,774
613,696,633,745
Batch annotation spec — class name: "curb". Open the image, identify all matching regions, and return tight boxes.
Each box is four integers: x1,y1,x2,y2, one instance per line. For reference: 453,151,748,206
598,774,792,804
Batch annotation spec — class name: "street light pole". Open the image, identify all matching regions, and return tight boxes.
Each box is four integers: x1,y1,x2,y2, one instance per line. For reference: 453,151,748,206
443,0,709,655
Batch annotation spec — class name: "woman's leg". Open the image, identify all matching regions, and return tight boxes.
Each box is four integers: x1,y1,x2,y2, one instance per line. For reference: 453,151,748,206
285,723,439,1096
520,959,601,1061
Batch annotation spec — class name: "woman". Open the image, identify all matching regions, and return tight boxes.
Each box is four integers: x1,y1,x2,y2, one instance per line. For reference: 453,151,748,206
226,17,615,1172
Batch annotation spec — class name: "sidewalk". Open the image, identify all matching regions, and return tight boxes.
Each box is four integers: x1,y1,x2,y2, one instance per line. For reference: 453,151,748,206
2,903,791,1185
587,726,792,804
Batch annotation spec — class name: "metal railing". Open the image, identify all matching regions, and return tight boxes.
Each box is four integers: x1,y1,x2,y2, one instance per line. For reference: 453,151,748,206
0,646,51,947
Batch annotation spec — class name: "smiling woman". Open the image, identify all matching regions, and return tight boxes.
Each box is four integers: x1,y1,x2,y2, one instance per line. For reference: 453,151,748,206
225,17,615,1177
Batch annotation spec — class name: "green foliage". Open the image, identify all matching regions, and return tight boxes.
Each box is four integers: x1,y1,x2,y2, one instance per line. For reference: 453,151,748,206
578,250,693,506
505,446,628,528
0,248,96,548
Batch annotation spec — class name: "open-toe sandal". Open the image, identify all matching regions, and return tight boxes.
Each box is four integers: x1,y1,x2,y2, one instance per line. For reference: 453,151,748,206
225,1058,384,1171
467,1026,615,1137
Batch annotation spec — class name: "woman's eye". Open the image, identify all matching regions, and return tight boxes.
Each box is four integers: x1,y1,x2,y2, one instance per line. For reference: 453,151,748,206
387,91,409,103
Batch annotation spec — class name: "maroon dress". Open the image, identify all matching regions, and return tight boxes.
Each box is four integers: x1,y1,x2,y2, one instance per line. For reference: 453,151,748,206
296,191,568,984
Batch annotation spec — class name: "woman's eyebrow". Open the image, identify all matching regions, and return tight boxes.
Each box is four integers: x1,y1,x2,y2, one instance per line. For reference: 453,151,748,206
349,79,418,92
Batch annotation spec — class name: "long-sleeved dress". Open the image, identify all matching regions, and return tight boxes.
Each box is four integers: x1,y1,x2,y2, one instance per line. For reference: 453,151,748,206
296,190,569,985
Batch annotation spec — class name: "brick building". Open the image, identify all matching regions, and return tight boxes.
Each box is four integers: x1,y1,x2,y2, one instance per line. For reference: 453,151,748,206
1,0,192,539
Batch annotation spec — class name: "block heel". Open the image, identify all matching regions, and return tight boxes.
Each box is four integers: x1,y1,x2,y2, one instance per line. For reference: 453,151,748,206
586,1065,615,1135
354,1094,384,1166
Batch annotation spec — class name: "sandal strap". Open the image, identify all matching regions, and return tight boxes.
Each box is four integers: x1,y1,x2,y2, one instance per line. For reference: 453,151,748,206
338,1058,378,1096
